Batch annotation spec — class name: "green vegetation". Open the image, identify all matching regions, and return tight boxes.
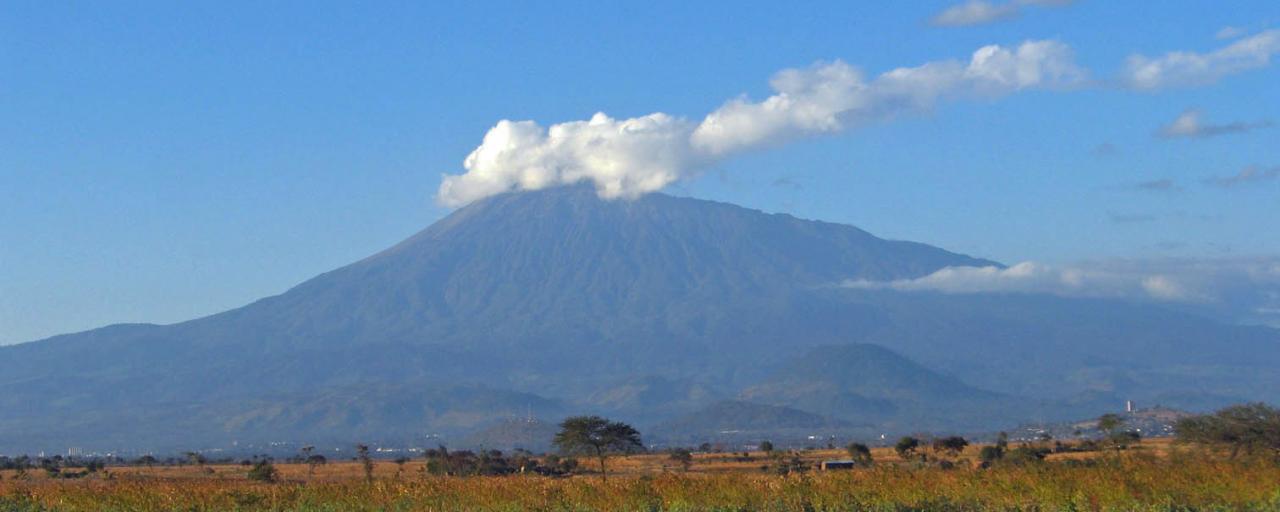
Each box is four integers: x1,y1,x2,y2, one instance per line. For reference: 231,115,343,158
844,442,872,467
553,416,643,481
245,460,277,483
931,436,969,457
1176,402,1280,458
355,444,374,484
894,436,920,459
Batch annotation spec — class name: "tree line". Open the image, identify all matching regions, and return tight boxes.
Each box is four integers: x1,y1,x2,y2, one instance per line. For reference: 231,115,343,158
4,403,1278,482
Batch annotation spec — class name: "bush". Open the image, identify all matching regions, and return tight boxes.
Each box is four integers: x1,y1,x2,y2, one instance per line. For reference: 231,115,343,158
246,460,277,482
845,442,873,466
978,445,1004,464
1001,446,1050,466
932,436,969,457
668,448,693,472
895,437,920,459
1107,431,1141,450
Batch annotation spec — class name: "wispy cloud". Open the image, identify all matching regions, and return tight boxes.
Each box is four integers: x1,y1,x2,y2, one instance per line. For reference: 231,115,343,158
1132,179,1180,192
1108,212,1159,224
1091,142,1119,157
929,0,1073,27
1158,109,1271,139
771,177,802,190
1205,165,1280,187
1123,29,1280,90
1216,26,1248,40
438,40,1086,207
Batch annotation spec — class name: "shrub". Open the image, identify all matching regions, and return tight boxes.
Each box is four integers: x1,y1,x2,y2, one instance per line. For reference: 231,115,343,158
845,442,873,466
246,460,277,482
1001,446,1050,466
895,436,921,459
978,445,1004,464
668,448,693,472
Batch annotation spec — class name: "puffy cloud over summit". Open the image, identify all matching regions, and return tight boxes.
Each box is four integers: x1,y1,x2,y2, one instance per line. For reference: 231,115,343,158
437,40,1085,207
437,113,701,206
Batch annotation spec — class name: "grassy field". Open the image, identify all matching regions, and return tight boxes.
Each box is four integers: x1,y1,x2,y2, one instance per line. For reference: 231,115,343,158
3,439,1279,511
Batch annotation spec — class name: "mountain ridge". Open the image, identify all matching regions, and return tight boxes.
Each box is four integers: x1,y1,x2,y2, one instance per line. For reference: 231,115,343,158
1,186,1276,452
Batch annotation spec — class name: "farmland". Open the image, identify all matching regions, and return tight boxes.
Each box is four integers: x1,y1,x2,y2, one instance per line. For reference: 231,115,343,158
3,438,1280,511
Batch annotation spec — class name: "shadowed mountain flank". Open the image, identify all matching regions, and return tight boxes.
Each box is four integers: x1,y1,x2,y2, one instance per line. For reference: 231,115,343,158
1,187,1276,452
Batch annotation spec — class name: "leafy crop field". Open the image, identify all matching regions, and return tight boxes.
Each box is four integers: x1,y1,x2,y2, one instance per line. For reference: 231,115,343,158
2,441,1279,511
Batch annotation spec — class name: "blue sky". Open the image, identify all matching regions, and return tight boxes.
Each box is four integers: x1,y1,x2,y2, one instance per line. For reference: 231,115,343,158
2,1,1278,344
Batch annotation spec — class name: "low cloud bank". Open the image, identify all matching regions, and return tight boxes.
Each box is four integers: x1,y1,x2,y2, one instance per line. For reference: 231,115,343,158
842,259,1280,321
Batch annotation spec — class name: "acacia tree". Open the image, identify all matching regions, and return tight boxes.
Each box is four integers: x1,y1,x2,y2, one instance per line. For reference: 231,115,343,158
356,444,375,484
553,415,643,481
932,436,969,458
1098,414,1124,435
300,446,327,479
183,451,206,468
1098,414,1135,452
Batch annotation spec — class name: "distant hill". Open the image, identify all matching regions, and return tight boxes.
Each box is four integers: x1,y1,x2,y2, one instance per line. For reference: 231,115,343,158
582,376,723,418
654,400,855,445
740,344,1015,431
462,418,560,453
1,186,1277,452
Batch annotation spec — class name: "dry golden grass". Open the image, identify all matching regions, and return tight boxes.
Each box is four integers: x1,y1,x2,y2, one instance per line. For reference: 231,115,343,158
2,439,1277,511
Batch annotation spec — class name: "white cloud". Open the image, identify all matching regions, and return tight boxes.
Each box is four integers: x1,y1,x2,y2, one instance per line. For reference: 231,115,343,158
931,1,1019,27
437,113,701,206
842,258,1280,313
1123,29,1280,90
1158,109,1272,138
438,41,1085,207
929,0,1073,27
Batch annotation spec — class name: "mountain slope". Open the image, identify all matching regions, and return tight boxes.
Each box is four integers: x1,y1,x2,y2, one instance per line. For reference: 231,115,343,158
654,400,854,444
0,186,1276,452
